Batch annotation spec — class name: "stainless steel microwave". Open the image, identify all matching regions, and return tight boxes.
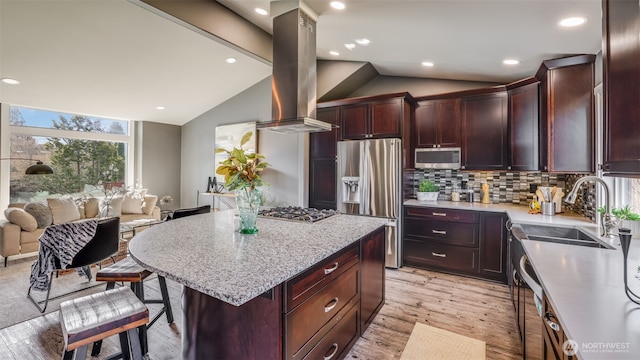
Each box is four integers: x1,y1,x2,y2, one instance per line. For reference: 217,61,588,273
414,147,461,169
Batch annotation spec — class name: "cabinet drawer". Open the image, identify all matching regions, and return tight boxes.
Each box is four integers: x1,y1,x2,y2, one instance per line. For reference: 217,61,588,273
404,218,478,247
286,243,359,311
286,264,359,359
299,302,359,360
405,206,478,223
403,240,478,273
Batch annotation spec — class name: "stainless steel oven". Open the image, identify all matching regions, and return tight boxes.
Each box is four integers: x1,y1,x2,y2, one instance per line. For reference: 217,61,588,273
414,147,461,169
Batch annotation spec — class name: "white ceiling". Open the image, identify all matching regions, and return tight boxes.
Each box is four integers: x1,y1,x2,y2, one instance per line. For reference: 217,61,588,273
0,0,602,126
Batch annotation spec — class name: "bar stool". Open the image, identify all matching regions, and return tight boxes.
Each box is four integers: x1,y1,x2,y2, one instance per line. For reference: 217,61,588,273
59,286,148,360
94,256,174,355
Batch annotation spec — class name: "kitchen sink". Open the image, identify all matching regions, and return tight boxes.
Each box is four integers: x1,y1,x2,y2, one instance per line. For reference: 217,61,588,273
518,224,614,249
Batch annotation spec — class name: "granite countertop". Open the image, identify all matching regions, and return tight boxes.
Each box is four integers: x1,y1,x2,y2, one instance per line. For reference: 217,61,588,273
404,199,640,358
128,211,387,306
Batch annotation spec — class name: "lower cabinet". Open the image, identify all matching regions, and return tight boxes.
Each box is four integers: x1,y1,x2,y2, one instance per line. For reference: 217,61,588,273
543,295,577,360
403,206,508,283
284,227,385,360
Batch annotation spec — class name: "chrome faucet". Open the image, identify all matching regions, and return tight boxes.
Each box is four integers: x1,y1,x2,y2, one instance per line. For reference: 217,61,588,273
565,176,616,237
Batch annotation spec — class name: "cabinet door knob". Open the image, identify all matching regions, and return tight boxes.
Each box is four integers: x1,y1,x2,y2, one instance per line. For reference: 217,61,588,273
324,297,339,313
432,252,447,258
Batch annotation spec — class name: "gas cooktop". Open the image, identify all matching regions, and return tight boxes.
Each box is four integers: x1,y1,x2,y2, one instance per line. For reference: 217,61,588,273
258,206,338,223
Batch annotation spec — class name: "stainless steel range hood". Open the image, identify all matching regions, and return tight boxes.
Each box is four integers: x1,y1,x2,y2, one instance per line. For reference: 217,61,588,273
257,0,333,133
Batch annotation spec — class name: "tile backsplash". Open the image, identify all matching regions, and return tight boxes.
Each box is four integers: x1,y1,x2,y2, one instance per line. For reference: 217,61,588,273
405,170,595,221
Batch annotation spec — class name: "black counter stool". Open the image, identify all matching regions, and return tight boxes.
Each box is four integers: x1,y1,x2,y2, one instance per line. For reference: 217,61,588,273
59,286,148,360
94,256,174,355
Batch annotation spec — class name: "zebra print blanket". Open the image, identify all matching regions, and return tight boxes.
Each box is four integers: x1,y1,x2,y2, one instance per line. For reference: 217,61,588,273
29,219,99,291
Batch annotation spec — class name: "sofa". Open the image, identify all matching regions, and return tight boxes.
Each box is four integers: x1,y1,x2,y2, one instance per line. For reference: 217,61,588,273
0,193,160,266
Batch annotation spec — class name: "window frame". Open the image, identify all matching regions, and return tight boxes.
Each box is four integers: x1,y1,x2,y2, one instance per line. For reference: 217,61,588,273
1,104,135,213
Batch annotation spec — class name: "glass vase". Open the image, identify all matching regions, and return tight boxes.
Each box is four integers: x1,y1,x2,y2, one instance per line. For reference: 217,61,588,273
236,188,261,234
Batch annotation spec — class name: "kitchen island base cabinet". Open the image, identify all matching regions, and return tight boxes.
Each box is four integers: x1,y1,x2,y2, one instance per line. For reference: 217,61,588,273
182,285,283,360
181,227,385,360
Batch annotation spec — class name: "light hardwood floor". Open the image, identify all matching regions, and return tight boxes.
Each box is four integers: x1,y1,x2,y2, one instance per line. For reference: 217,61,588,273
0,267,522,359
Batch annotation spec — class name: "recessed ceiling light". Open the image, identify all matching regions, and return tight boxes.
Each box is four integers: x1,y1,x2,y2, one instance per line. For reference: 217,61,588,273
345,43,356,50
156,106,166,110
254,8,268,16
421,62,434,67
330,1,346,10
1,78,20,85
355,39,370,46
503,59,520,65
226,57,237,64
559,17,587,27
329,51,340,56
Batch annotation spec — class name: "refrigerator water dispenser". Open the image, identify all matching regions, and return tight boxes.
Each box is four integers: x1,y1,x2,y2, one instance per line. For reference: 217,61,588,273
341,176,361,204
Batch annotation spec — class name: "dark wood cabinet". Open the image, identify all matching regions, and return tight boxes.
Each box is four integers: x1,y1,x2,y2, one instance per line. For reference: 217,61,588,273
461,91,509,170
341,98,406,140
360,228,385,334
507,79,540,171
602,0,640,176
403,206,507,283
536,55,595,173
309,107,340,210
542,295,576,360
414,98,461,148
478,212,508,283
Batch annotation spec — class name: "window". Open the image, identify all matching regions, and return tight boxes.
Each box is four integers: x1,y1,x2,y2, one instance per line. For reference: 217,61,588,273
4,106,133,203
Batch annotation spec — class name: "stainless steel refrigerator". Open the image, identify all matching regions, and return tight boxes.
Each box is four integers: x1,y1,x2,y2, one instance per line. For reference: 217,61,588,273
337,138,402,268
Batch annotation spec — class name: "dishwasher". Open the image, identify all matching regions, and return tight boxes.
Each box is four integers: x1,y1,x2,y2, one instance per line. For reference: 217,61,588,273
509,222,544,359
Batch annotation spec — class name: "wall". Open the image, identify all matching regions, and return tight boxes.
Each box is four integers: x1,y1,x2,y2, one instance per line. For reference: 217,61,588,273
349,76,501,98
181,76,307,209
406,169,595,221
137,121,181,210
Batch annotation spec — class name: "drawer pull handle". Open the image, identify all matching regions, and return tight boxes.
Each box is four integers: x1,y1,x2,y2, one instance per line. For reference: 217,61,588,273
324,262,339,275
432,252,447,258
544,312,560,332
324,297,339,313
432,212,447,217
432,230,447,235
324,343,339,360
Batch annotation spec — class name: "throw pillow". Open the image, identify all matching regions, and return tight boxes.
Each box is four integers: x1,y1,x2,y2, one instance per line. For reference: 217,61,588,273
110,196,124,217
121,189,147,214
142,195,158,215
47,197,81,225
24,201,53,228
84,197,100,218
4,208,38,232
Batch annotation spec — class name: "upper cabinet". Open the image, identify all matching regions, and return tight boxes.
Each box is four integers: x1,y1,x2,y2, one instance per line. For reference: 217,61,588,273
309,107,340,210
414,98,461,148
340,95,411,140
461,90,509,170
507,78,540,171
536,55,595,173
602,0,640,176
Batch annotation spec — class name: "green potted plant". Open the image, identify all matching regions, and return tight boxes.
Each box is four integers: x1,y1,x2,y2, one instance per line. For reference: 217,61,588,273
215,132,269,234
417,179,440,201
598,205,640,238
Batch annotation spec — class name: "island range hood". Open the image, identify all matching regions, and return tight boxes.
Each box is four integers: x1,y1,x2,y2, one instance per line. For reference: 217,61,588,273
257,1,333,134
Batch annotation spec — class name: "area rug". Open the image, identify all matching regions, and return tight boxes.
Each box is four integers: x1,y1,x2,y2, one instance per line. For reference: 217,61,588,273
0,257,108,329
400,322,486,360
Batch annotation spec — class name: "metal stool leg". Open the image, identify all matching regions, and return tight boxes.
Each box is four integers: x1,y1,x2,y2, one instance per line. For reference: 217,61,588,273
158,276,174,323
131,282,148,355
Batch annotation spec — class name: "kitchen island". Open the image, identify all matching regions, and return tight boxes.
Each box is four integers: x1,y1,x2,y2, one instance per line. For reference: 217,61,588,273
128,210,388,360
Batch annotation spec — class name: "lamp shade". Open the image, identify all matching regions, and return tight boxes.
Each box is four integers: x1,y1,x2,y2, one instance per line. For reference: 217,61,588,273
25,161,54,175
0,158,55,175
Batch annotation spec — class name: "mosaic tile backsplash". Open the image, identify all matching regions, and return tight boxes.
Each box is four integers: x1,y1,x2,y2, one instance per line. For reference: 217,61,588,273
405,170,596,221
